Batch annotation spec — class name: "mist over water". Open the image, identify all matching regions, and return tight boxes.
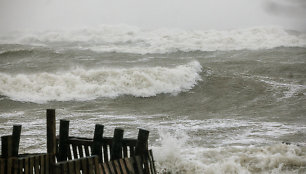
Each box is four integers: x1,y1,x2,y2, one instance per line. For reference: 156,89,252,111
1,0,306,173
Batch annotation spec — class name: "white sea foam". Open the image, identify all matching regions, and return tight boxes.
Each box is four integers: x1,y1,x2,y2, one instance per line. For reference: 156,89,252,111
261,79,306,99
251,76,306,99
153,131,306,174
0,61,202,103
1,25,305,54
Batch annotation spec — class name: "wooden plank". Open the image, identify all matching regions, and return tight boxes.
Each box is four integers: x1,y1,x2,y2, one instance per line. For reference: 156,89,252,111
75,159,81,174
123,146,128,158
148,150,156,174
114,160,122,174
94,156,101,174
49,153,56,174
119,159,128,174
51,154,56,174
147,153,153,174
85,145,90,157
102,163,111,174
7,158,13,174
78,145,84,158
61,163,68,174
34,156,39,174
56,139,59,160
55,165,61,174
81,157,88,174
18,159,24,174
47,109,57,155
58,120,70,162
12,125,22,157
111,128,124,160
29,157,34,174
124,158,135,174
67,145,72,160
68,161,75,174
45,154,50,174
23,158,29,174
40,155,45,174
135,156,143,174
130,147,135,157
108,161,116,174
122,139,137,147
68,138,93,146
88,157,93,174
143,157,150,174
0,158,5,174
72,144,78,159
13,158,18,174
103,145,109,162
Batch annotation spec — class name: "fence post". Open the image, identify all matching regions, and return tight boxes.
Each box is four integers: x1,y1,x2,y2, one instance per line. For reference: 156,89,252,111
135,129,150,174
12,125,22,157
47,109,56,154
46,109,56,173
135,129,149,156
92,124,104,162
111,128,124,160
1,135,13,158
58,119,70,162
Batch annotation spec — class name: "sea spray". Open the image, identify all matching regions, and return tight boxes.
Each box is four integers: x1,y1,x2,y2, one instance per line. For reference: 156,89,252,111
152,131,306,174
0,61,202,103
1,26,305,54
152,129,202,174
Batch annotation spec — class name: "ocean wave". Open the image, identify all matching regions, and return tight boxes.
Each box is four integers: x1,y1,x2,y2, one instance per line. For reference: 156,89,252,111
1,25,305,54
0,49,35,57
0,61,202,103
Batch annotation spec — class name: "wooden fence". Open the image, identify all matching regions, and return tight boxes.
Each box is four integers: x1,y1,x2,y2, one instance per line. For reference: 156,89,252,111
55,155,100,174
0,109,156,174
0,153,53,174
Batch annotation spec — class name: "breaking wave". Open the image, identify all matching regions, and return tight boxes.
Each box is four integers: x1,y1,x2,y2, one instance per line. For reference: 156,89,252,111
0,61,202,103
1,25,305,54
153,131,306,174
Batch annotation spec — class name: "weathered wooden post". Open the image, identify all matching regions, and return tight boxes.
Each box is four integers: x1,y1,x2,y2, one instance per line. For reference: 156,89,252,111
135,129,149,156
58,119,70,162
1,135,13,158
110,128,124,160
47,109,56,154
135,129,150,174
1,135,12,174
92,124,104,162
46,109,56,173
12,125,22,157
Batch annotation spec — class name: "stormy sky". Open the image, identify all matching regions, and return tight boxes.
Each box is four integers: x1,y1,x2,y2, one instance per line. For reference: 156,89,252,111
0,0,305,33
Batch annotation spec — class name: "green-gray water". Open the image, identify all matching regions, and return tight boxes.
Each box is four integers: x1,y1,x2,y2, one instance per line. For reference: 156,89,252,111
1,26,306,173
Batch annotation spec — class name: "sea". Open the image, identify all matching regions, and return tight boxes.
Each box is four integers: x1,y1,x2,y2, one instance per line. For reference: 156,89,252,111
0,25,306,174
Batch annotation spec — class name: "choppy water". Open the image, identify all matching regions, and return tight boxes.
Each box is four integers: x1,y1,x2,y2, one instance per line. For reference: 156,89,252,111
1,25,306,173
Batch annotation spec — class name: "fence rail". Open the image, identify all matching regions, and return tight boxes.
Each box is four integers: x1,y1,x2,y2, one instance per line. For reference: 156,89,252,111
61,136,137,163
55,155,100,174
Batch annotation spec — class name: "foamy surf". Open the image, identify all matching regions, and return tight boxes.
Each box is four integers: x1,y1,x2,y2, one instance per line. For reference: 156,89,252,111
153,131,306,174
0,61,202,103
1,25,305,54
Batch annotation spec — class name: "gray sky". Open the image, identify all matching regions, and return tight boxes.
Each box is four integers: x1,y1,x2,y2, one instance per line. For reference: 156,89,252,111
0,0,305,33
